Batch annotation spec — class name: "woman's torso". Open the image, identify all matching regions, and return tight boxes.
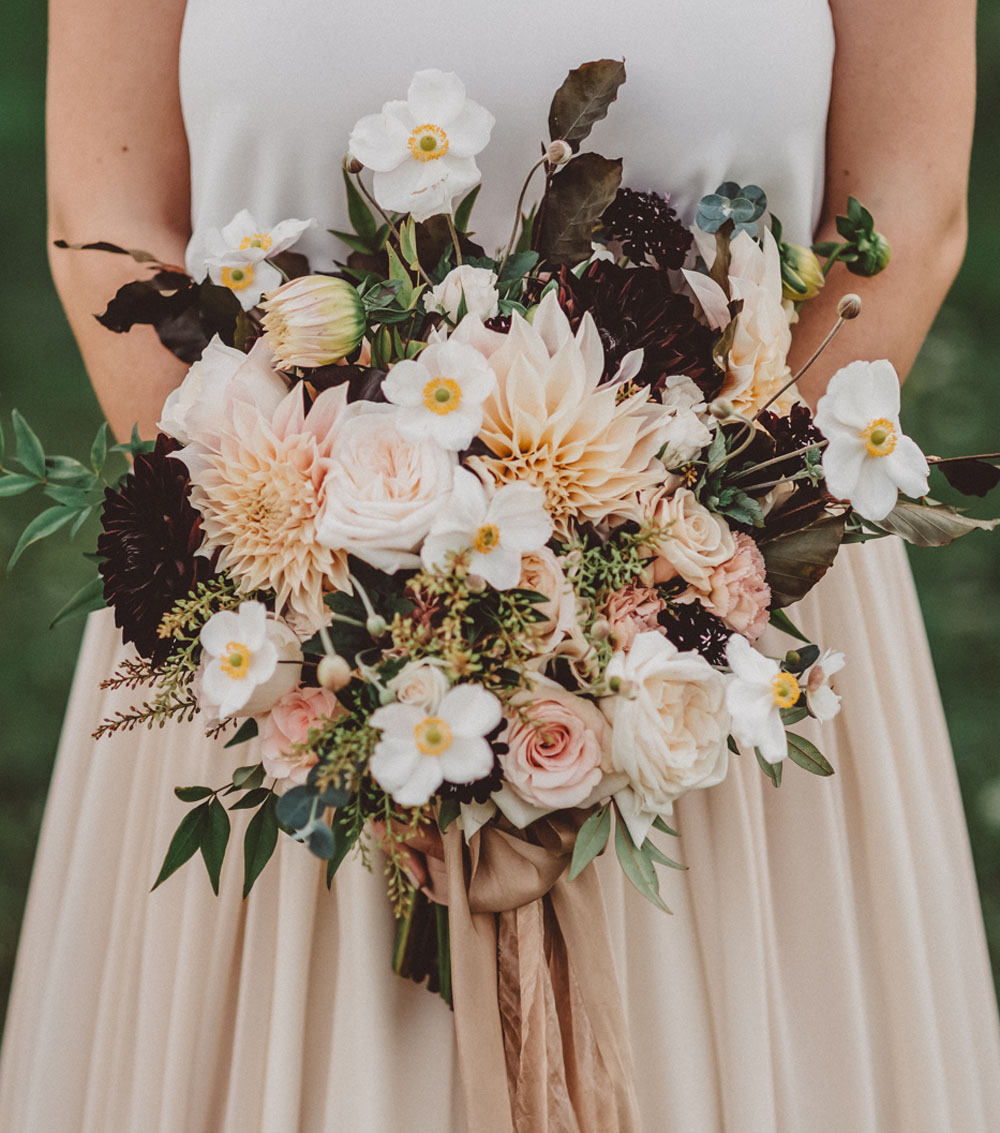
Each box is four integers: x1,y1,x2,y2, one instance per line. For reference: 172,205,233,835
179,0,834,262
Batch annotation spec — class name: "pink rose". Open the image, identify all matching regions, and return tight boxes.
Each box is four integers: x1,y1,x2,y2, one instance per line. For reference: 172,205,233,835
603,585,667,651
518,547,577,652
499,679,610,809
684,532,771,641
259,686,342,784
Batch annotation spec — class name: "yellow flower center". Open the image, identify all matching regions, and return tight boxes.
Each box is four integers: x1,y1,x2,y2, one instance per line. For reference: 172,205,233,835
220,641,251,681
408,123,449,162
770,670,801,709
221,264,255,291
473,523,501,554
239,232,273,251
860,417,897,458
414,716,453,756
422,376,463,415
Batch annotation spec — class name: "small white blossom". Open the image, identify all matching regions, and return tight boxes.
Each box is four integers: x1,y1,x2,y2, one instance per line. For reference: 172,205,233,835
370,683,502,806
424,265,500,323
421,469,552,590
348,69,494,222
185,210,316,310
724,634,797,762
815,359,929,521
198,601,302,719
381,339,496,450
804,649,846,723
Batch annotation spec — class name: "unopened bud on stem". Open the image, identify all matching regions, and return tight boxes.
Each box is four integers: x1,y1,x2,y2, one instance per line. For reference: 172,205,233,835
709,398,737,420
837,293,862,320
317,654,352,691
546,139,573,166
343,154,364,175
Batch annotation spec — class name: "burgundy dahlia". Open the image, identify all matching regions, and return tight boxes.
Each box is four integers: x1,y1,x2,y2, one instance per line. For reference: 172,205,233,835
98,434,214,663
556,262,721,398
601,187,693,270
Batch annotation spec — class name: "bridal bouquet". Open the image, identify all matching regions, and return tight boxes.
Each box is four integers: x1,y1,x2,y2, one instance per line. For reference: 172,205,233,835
4,62,999,1014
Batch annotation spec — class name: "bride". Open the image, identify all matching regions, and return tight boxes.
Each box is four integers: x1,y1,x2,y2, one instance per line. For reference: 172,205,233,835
2,0,998,1128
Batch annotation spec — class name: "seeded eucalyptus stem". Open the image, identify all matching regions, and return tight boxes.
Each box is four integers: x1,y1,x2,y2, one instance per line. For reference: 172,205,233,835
498,156,547,276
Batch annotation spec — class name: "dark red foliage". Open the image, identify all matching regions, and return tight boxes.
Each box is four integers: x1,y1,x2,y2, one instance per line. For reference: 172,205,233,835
601,187,693,270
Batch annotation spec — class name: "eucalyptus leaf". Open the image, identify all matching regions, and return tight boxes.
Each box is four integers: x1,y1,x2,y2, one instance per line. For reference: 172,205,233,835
568,803,611,881
49,575,106,629
275,785,316,831
786,733,835,777
242,794,279,898
12,411,45,479
547,58,627,152
305,822,336,860
760,511,847,607
614,813,670,913
152,804,209,890
200,797,231,894
535,153,623,266
870,500,1000,547
7,506,78,572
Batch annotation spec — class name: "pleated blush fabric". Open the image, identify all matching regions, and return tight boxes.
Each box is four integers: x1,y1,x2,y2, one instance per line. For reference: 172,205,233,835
3,0,1000,1127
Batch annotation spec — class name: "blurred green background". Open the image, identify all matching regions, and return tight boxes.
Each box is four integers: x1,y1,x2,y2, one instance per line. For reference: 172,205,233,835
2,6,999,1036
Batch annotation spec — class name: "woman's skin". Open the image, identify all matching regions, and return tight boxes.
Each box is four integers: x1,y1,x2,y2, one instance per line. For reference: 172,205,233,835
47,0,976,438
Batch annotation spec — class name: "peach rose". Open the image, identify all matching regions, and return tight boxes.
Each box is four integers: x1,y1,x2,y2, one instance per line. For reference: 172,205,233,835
603,585,667,651
646,486,736,591
499,678,610,809
259,686,341,784
518,547,577,652
684,532,771,641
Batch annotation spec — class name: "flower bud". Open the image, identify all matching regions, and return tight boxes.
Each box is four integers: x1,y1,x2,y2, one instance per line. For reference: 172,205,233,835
709,398,736,420
261,275,365,368
837,293,862,320
317,653,352,691
590,618,613,642
848,230,891,277
366,614,388,638
780,243,825,303
546,139,573,166
343,154,364,175
466,573,487,594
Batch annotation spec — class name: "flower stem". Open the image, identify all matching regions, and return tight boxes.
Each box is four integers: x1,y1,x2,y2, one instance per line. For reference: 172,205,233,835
730,439,828,482
445,213,464,267
352,172,434,287
498,157,547,277
754,312,849,419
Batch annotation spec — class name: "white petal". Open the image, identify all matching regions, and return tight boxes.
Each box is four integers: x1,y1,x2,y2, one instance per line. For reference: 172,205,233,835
443,467,490,528
392,757,445,807
268,217,317,254
238,601,269,649
382,359,431,407
758,710,789,762
809,685,842,723
492,784,551,828
459,800,496,840
613,787,658,845
439,683,502,738
850,459,898,522
349,111,409,172
886,434,930,499
473,545,523,590
407,69,467,126
219,209,261,249
442,99,495,157
371,701,423,734
725,634,776,684
821,434,866,502
421,529,468,572
866,359,902,418
437,736,494,783
726,679,776,741
370,741,422,795
200,609,243,655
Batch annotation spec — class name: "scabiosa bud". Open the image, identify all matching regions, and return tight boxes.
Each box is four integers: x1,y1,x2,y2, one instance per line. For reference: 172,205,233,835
601,187,693,270
261,275,365,368
837,293,863,320
546,139,573,166
343,155,364,175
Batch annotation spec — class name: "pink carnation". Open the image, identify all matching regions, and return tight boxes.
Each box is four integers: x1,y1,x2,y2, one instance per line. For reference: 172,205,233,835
603,585,668,652
685,532,771,641
499,680,610,810
259,686,342,784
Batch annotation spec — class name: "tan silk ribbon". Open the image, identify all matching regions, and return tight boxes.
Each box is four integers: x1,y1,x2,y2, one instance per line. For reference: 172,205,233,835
442,815,642,1133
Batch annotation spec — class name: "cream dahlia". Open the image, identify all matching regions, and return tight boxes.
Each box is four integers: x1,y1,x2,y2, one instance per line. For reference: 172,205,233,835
179,385,351,635
460,292,669,538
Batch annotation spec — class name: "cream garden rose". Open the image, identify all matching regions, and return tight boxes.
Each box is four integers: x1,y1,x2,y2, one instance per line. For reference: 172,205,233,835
600,632,729,817
424,264,500,322
386,658,451,713
646,486,736,591
517,547,577,652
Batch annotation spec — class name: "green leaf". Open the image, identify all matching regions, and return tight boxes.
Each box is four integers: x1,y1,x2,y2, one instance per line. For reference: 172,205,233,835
614,813,670,912
49,575,106,629
342,167,378,249
651,815,679,838
385,245,414,308
779,705,810,726
43,484,92,508
568,803,611,881
496,250,539,286
11,411,45,479
242,793,279,898
275,785,315,831
229,786,271,811
44,455,93,483
6,506,77,571
453,184,481,233
870,499,1000,547
436,904,453,1007
174,785,214,802
399,215,420,268
548,59,627,152
90,422,109,473
786,732,835,776
535,152,623,267
755,748,783,787
437,798,461,832
329,229,381,256
0,415,5,463
225,720,260,751
760,512,847,607
643,838,686,871
200,797,231,894
325,808,357,888
0,474,40,498
232,761,265,789
69,506,93,539
769,607,812,644
152,803,209,890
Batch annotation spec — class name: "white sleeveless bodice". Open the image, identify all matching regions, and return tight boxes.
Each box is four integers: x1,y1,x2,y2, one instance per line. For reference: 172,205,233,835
179,0,834,265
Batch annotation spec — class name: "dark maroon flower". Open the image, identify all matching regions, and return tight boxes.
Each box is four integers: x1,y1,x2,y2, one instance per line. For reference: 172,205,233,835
556,262,721,399
98,434,214,663
601,187,693,270
658,600,733,666
758,403,825,455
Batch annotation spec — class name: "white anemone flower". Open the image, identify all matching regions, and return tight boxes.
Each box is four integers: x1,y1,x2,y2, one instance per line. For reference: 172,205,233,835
814,359,929,521
348,69,495,222
185,210,316,311
724,634,798,762
199,601,303,719
381,339,496,450
804,649,846,723
370,684,502,806
421,469,552,590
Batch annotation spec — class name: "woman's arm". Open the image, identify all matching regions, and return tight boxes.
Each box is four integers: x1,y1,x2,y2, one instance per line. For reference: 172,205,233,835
790,0,977,407
47,0,192,440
